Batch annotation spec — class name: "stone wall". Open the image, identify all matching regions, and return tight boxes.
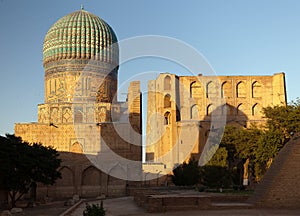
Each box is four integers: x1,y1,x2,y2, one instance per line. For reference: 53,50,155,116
35,152,128,200
249,133,300,208
14,81,142,200
146,72,287,168
131,187,249,213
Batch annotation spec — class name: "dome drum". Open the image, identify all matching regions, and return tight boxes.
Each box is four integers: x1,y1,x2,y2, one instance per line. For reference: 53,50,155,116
44,59,118,76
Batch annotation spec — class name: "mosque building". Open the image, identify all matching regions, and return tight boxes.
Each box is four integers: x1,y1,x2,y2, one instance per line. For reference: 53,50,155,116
14,8,287,198
15,8,142,198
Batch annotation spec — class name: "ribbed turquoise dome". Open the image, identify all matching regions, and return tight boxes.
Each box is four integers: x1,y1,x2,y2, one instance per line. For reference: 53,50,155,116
43,9,118,66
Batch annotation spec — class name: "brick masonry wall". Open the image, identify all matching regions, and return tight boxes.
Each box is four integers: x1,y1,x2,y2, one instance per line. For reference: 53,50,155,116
249,133,300,207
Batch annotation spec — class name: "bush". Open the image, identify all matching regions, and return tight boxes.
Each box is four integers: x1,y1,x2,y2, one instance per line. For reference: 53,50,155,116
83,201,105,216
172,158,200,186
200,165,232,189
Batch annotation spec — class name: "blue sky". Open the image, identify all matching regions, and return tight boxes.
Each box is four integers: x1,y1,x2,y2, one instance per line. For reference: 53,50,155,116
1,0,300,135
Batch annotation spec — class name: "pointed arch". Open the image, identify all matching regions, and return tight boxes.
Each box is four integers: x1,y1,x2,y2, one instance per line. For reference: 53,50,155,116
190,81,202,98
70,141,83,153
82,166,101,186
221,81,232,98
164,94,171,108
252,81,262,98
108,163,126,186
164,111,171,125
56,166,74,186
206,81,216,98
164,75,171,90
191,104,199,119
237,103,244,116
252,103,261,116
207,104,214,116
236,81,246,98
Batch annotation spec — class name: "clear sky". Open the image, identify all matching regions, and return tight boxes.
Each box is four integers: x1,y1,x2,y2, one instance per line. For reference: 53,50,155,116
0,0,300,135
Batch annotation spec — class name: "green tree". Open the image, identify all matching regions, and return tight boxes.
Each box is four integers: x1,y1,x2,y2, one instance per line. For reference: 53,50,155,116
263,100,300,139
206,147,228,167
200,147,231,188
200,165,231,189
253,100,300,180
172,158,200,186
0,134,61,208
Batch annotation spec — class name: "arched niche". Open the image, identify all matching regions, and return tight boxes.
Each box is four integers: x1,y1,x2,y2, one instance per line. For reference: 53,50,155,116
164,94,171,108
82,166,101,186
164,112,171,125
252,81,262,98
191,104,200,119
164,75,171,90
56,166,74,186
236,81,246,98
190,81,202,98
221,81,232,98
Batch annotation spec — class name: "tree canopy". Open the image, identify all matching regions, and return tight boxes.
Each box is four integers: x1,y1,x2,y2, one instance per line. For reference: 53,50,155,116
172,99,300,188
172,158,199,186
0,134,61,207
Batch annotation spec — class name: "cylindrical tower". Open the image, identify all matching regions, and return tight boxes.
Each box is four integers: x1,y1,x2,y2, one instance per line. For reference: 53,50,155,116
43,9,119,103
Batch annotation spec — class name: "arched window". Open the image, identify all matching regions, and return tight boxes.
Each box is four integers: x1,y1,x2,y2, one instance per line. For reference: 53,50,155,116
252,81,261,98
207,104,214,116
164,75,171,90
221,81,232,98
191,104,199,119
206,81,216,98
236,81,246,98
237,103,244,116
164,94,171,108
190,81,202,98
164,112,171,125
252,103,261,116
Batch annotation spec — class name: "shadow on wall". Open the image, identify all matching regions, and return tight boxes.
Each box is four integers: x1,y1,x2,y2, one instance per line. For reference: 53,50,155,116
37,151,135,201
193,103,249,161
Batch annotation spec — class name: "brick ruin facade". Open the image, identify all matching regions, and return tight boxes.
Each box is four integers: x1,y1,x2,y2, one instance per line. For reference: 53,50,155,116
146,73,286,173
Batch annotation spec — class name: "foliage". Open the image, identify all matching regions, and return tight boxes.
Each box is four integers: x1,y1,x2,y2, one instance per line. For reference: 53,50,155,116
200,146,232,188
200,165,232,188
172,158,200,186
263,100,300,138
0,134,61,208
206,147,228,167
171,100,300,189
83,201,105,216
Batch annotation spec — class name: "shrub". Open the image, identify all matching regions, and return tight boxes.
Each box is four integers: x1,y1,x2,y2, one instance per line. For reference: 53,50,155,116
172,157,200,186
83,201,105,216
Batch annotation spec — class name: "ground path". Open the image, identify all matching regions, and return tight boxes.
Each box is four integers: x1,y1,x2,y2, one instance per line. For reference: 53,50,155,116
67,196,300,216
